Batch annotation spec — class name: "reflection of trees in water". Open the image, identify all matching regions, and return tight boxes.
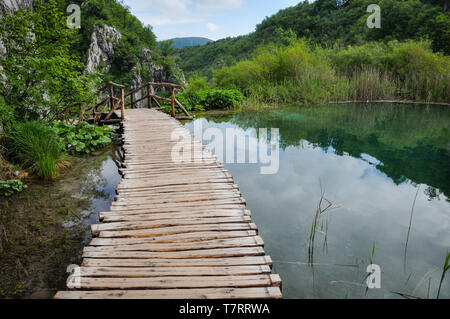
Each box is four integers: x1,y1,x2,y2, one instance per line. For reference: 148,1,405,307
424,186,442,201
205,103,450,198
55,147,120,205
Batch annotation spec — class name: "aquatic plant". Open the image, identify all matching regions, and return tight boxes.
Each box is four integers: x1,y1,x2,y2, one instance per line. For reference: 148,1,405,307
5,121,67,180
404,186,421,270
308,182,339,264
437,252,450,299
0,180,27,197
52,122,114,155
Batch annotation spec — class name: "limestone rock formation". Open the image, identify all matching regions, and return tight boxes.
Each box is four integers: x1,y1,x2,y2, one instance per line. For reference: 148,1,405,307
85,25,122,75
131,48,186,108
0,0,33,15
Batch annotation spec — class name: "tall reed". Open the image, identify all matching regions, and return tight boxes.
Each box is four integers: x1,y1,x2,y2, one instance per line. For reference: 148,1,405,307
214,39,450,107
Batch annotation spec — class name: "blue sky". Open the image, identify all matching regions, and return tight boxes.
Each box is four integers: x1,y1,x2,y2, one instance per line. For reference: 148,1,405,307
123,0,301,41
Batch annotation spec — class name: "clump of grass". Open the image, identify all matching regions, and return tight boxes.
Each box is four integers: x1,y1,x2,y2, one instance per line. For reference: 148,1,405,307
5,121,68,180
308,181,339,264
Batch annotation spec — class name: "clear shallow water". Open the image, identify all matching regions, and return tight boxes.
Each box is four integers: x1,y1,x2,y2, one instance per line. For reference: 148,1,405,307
0,146,122,298
59,146,122,243
185,103,450,299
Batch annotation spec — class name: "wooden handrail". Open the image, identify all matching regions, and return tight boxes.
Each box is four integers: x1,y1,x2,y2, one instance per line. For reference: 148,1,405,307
87,81,125,124
108,81,125,89
148,82,182,89
86,81,190,124
125,82,192,120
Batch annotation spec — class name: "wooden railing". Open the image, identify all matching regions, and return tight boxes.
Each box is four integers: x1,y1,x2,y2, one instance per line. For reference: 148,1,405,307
125,82,192,120
86,81,192,124
87,82,125,125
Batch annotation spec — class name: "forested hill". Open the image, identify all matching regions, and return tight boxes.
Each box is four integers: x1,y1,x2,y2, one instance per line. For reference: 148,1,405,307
169,37,213,49
178,0,449,77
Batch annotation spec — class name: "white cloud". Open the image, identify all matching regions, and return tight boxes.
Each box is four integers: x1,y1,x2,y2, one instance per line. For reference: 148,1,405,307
124,0,243,26
207,22,220,32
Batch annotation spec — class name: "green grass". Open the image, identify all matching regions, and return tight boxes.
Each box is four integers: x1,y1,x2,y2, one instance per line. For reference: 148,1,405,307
5,121,67,180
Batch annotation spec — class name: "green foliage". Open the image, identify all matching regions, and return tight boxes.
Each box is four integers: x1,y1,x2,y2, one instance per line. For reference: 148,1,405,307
214,39,449,105
177,73,210,109
0,180,27,197
158,40,176,57
52,122,114,155
66,0,187,88
197,88,244,110
0,0,100,123
5,121,66,180
169,73,243,111
177,0,448,78
214,39,339,105
69,0,157,60
328,40,450,102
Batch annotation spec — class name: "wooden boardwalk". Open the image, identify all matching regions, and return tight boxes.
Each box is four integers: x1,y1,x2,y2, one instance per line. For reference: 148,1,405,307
55,109,282,299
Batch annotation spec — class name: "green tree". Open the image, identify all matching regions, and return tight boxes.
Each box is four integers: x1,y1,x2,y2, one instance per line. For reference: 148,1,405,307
0,0,99,124
158,40,176,57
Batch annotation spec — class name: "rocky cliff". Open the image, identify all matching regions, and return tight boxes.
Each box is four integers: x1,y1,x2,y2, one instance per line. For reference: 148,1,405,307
0,0,33,15
85,25,122,75
131,48,186,107
85,25,186,107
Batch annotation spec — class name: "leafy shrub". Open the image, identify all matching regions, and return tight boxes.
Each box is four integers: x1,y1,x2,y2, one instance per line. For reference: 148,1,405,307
213,39,338,105
52,122,114,154
0,180,27,197
197,88,244,109
176,85,244,111
214,38,450,105
5,121,66,180
0,0,100,123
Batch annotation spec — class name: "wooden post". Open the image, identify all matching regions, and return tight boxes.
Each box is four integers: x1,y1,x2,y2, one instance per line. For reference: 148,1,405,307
147,83,152,109
171,87,175,117
109,84,114,110
121,87,125,120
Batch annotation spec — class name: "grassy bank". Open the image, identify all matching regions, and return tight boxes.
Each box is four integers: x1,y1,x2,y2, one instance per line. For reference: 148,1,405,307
212,39,449,108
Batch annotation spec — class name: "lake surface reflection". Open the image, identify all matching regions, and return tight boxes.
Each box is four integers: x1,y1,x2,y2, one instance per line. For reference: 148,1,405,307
185,103,450,299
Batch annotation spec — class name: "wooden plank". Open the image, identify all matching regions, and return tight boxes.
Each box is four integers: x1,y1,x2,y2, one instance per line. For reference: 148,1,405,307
81,256,273,268
114,190,241,201
91,217,252,235
109,200,246,212
116,183,239,194
82,246,265,259
89,230,257,245
85,236,264,252
67,274,281,289
112,196,245,207
55,287,282,299
100,209,250,222
103,205,246,216
97,223,258,238
72,265,271,278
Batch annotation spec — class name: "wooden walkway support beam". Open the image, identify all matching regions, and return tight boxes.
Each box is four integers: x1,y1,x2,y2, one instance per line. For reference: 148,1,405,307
55,109,281,299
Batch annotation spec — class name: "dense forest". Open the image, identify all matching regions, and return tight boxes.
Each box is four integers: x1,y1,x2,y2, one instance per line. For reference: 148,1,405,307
178,0,449,78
